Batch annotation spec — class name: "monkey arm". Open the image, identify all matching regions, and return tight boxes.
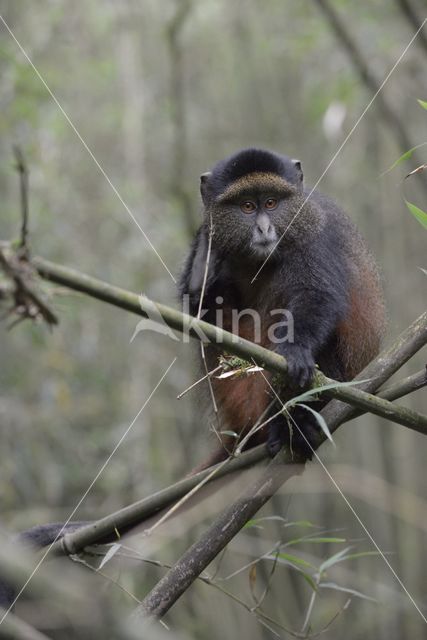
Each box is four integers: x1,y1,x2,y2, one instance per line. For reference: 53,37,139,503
178,226,221,316
275,285,348,387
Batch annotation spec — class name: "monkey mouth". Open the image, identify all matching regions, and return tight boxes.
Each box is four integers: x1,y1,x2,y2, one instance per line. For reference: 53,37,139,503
251,240,277,257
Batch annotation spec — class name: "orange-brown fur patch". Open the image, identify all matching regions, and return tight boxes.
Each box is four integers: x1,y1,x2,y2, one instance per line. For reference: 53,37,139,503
210,311,273,449
337,269,385,379
217,172,294,202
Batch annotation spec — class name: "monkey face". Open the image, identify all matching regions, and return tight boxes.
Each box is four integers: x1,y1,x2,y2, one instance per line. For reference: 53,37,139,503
208,187,307,261
199,149,309,261
234,192,280,259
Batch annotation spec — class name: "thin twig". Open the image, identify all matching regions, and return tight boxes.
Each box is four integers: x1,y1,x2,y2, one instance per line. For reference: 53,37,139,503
198,210,219,413
176,364,222,399
13,146,29,257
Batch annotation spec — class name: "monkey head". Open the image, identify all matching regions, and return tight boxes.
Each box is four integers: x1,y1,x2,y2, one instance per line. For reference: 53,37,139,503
199,148,309,261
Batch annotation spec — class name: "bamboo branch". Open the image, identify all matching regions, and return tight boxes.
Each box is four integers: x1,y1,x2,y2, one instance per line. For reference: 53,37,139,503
48,357,425,558
319,314,427,438
136,367,427,619
48,445,267,557
2,252,424,573
377,367,427,401
136,454,298,620
6,249,423,619
31,256,427,434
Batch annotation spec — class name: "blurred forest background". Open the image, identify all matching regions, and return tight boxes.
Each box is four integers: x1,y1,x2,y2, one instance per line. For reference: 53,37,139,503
0,1,426,638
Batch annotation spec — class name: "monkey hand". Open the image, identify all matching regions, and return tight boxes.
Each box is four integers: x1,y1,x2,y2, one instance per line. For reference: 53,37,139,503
278,343,315,388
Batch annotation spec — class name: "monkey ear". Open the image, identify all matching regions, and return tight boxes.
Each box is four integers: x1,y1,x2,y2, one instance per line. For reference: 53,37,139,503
200,171,212,205
291,158,303,183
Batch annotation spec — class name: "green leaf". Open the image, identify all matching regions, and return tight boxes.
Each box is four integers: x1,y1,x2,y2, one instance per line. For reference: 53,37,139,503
246,516,316,528
284,378,371,408
243,519,264,529
299,572,318,592
283,520,317,529
249,515,288,524
319,549,385,574
381,142,427,175
271,552,316,570
319,582,377,602
333,550,386,562
286,536,346,546
319,546,354,572
417,99,427,111
298,403,335,446
405,201,427,230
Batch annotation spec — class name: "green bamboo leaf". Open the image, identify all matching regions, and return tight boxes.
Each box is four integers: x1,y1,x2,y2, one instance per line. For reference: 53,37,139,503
243,519,264,529
299,572,318,592
298,403,335,446
405,201,427,230
334,550,386,562
319,582,377,602
381,142,427,175
272,552,316,570
417,99,427,110
284,378,371,408
283,520,316,529
243,515,289,529
319,549,385,574
319,546,354,572
286,536,346,546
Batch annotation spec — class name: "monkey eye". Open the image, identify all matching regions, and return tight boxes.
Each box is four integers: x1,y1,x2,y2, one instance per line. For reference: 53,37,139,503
240,201,256,214
264,197,278,210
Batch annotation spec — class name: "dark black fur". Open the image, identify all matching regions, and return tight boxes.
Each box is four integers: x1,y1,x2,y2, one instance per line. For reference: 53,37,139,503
204,148,304,200
179,148,354,456
0,522,88,608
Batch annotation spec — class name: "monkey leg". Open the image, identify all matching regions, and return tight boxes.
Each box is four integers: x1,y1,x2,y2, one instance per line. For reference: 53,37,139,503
266,404,326,461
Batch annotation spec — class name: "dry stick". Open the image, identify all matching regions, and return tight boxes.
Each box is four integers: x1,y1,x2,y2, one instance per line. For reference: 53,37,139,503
176,365,222,399
198,211,218,414
32,257,427,434
13,146,29,255
136,348,427,620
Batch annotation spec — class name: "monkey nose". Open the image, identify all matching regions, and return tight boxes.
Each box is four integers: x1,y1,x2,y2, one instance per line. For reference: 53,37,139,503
256,223,271,235
256,214,273,236
253,225,277,245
